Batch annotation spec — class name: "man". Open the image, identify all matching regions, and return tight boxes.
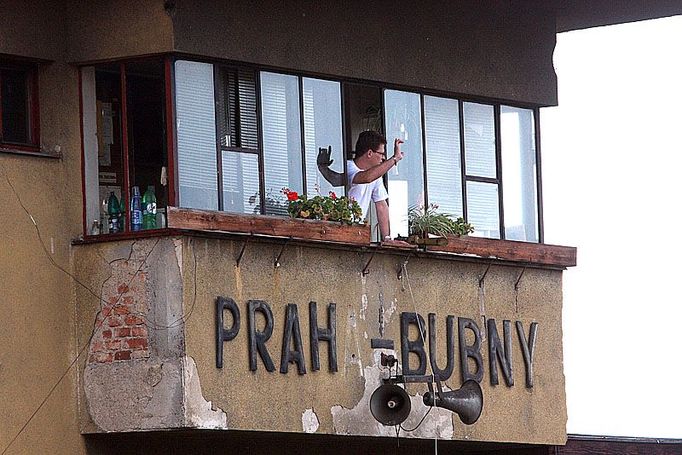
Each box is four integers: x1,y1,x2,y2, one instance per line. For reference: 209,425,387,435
346,130,403,241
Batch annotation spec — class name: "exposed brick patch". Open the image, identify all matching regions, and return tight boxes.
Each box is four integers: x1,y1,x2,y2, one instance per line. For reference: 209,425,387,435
126,337,148,351
88,246,152,364
124,315,145,326
114,350,132,361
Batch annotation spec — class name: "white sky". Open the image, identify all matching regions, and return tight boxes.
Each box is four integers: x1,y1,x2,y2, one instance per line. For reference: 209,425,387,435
541,15,682,438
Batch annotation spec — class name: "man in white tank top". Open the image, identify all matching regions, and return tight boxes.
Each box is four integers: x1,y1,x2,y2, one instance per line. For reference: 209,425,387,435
346,131,404,241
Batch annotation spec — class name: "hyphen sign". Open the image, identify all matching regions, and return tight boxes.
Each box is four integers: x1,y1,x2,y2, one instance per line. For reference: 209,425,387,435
216,297,538,388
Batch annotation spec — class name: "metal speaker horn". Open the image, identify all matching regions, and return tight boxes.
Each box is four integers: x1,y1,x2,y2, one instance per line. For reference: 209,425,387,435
370,384,412,426
423,379,483,425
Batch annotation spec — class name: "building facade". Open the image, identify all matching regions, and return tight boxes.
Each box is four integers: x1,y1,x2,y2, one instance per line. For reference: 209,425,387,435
0,1,679,454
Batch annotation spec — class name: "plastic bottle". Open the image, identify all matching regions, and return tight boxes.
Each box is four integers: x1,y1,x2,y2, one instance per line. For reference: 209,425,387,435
130,186,142,231
142,185,157,230
107,192,121,234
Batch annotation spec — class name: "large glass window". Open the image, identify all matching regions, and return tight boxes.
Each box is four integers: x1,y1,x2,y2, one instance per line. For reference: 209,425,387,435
0,62,38,148
424,95,462,218
261,72,302,215
384,90,424,237
157,59,544,243
501,106,538,242
217,66,261,214
81,59,168,235
175,60,218,210
302,77,344,197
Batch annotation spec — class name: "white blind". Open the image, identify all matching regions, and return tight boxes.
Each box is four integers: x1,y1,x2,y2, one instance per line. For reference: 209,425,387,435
260,72,302,215
464,102,496,179
175,60,218,210
424,95,463,216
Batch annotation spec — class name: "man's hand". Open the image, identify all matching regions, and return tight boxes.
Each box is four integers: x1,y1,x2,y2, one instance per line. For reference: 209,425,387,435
317,147,333,168
391,138,404,163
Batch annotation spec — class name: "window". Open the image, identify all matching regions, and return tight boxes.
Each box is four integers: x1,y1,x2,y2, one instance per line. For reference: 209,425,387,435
0,61,39,149
175,62,346,218
384,91,541,242
80,59,169,235
87,57,542,243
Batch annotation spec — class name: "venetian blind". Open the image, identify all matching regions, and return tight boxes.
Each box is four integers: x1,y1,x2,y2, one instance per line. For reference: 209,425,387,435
174,60,218,210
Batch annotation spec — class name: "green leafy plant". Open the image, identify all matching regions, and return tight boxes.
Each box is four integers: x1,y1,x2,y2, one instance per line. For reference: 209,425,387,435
408,204,474,238
283,189,363,225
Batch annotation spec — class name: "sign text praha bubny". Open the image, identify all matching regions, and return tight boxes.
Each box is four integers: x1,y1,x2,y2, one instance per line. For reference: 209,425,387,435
216,297,538,388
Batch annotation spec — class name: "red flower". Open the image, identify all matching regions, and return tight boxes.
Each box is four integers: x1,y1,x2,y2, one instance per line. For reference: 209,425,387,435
286,191,299,201
329,191,337,200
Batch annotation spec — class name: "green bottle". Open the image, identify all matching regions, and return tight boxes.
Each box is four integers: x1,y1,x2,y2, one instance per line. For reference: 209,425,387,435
142,185,157,229
107,192,121,234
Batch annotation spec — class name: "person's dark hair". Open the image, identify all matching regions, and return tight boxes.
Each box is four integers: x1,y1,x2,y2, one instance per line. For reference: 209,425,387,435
354,130,387,158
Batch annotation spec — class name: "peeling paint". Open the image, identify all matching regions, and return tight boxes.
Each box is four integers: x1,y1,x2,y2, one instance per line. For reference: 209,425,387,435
345,309,363,376
331,350,454,439
302,408,320,433
173,238,183,279
359,294,368,320
182,356,228,429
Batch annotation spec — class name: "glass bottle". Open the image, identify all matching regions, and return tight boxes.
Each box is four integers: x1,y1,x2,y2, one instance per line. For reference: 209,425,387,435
107,192,121,234
130,186,142,231
142,185,157,230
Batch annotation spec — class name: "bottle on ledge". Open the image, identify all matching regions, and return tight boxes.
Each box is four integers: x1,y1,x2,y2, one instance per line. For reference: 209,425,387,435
142,185,157,230
131,186,142,232
107,192,121,234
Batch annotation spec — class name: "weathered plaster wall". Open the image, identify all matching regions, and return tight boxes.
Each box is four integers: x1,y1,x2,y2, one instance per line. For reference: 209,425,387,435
0,13,85,455
65,0,174,62
170,0,558,106
75,236,567,445
183,237,567,445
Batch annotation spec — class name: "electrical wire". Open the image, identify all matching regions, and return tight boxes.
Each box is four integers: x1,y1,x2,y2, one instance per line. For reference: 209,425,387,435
401,261,439,454
0,166,200,454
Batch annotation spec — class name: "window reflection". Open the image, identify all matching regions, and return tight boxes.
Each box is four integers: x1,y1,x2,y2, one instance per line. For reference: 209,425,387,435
222,151,260,214
424,95,463,217
467,181,500,239
501,106,538,242
175,60,218,210
464,102,496,179
261,72,302,215
302,78,344,196
384,89,424,237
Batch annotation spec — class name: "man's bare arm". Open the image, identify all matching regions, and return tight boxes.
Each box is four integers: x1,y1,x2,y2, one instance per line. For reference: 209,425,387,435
375,199,390,239
352,138,404,184
316,147,345,187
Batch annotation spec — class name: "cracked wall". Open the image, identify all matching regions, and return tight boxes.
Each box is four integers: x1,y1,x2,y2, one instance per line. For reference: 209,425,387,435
180,236,567,445
74,235,567,443
74,237,227,433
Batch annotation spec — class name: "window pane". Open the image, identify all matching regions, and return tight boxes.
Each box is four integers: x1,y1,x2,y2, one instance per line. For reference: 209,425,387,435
501,106,538,242
217,67,258,150
424,95,462,217
260,72,302,214
1,69,30,144
302,77,344,197
175,60,218,210
126,60,167,228
222,151,260,214
384,89,424,237
93,65,125,233
464,102,496,178
467,181,500,239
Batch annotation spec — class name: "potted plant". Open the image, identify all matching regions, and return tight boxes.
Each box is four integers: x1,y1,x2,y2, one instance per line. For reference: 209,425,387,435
284,189,363,225
407,204,474,246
